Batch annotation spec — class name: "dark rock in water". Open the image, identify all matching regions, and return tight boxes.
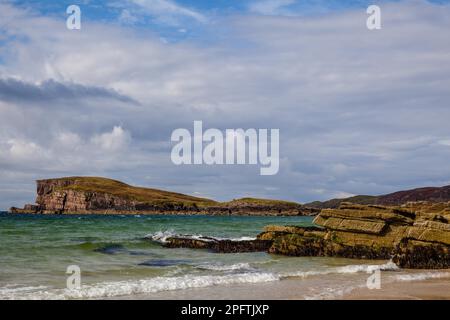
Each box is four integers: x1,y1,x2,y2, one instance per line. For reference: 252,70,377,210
94,244,127,255
128,250,152,256
392,239,450,269
139,259,191,267
163,237,272,253
94,244,153,256
266,231,392,259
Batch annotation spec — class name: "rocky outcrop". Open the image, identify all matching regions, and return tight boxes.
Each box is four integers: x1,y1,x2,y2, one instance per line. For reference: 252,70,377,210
154,202,449,267
163,236,273,253
9,177,313,216
203,200,318,216
258,202,450,268
392,239,450,269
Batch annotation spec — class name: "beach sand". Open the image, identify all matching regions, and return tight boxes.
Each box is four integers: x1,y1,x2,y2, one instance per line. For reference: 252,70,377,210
108,276,450,300
342,278,450,300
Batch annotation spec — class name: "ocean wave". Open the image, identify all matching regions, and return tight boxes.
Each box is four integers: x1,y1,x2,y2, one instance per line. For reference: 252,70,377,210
0,285,49,295
145,230,256,244
304,284,366,300
0,272,279,300
334,260,399,273
283,261,399,279
3,260,447,300
392,272,450,282
195,262,253,272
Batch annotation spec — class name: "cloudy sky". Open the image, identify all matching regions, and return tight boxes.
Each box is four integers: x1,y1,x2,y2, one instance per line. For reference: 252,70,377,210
1,0,450,209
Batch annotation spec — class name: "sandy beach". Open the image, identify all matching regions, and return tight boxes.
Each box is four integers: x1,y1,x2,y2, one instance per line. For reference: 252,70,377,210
342,278,450,300
108,274,450,300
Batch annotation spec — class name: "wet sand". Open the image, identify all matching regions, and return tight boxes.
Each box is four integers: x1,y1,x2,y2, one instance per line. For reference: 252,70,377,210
342,278,450,300
110,277,450,300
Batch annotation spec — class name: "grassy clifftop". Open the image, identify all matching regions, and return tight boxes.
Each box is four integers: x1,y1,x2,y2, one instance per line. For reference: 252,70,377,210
37,177,303,209
42,176,218,207
220,197,301,208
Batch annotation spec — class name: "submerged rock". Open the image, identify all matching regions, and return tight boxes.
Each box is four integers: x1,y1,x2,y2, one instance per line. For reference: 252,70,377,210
93,244,150,256
93,244,127,255
138,259,191,267
392,239,450,269
257,202,450,269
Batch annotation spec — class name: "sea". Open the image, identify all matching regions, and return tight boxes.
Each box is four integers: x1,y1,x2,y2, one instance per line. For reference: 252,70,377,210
1,212,449,300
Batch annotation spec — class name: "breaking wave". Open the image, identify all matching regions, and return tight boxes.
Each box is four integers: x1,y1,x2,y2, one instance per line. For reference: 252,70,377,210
145,230,256,244
392,272,450,282
283,260,399,279
0,273,279,300
0,260,409,300
334,260,399,273
195,263,253,272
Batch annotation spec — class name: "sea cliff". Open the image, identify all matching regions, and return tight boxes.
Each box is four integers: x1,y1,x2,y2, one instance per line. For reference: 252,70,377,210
9,177,314,216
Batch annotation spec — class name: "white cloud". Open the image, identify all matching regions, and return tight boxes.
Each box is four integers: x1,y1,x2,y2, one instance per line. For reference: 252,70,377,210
129,0,207,24
119,9,140,25
1,1,450,209
56,132,82,149
438,139,450,147
249,0,296,16
7,139,45,160
92,126,131,152
332,191,357,199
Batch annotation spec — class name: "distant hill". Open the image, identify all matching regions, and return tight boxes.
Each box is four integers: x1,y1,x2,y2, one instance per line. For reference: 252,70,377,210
305,195,377,209
305,185,450,209
11,176,450,214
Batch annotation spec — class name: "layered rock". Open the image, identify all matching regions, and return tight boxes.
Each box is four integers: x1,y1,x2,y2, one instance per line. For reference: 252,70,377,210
258,202,450,268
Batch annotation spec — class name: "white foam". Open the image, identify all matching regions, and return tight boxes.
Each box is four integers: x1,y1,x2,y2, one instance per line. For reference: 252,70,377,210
195,262,252,272
0,272,279,300
334,260,399,274
4,260,446,300
393,272,450,282
145,230,256,244
304,284,365,300
145,229,178,243
0,285,48,295
282,261,399,279
222,236,257,241
282,269,331,278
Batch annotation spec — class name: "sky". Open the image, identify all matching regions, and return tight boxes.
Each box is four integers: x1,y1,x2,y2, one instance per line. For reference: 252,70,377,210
1,0,450,209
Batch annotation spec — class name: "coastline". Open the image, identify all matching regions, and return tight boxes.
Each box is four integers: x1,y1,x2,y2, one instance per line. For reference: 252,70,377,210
1,211,449,300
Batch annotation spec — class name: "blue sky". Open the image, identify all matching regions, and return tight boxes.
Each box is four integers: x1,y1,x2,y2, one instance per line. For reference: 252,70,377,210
1,0,450,209
9,0,449,41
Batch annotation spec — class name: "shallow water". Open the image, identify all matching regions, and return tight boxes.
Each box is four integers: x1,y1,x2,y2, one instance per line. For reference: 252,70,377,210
1,212,448,299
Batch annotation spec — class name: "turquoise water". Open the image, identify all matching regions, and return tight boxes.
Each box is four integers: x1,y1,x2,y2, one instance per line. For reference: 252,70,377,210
1,212,446,299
